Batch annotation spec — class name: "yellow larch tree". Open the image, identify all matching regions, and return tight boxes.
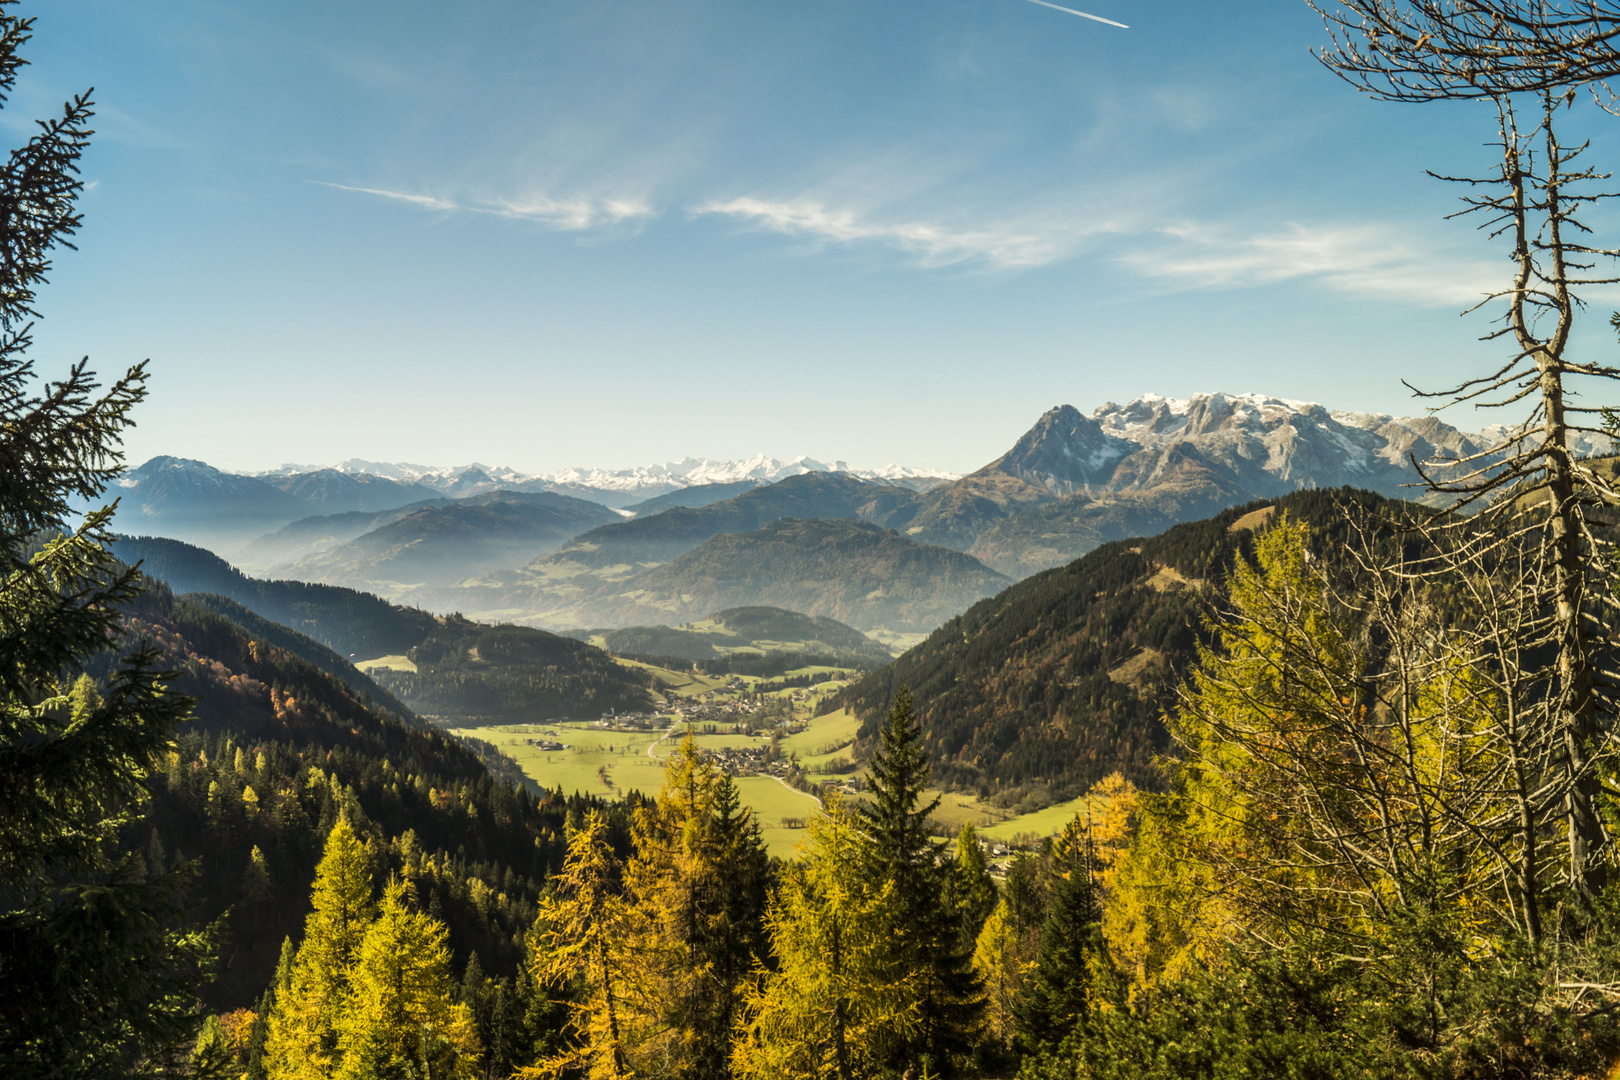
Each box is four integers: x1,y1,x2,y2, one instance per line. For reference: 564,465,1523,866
335,880,480,1080
523,810,657,1080
265,818,376,1079
731,795,915,1080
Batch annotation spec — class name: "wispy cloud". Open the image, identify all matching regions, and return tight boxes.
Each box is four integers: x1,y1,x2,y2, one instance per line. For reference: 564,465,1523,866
1122,222,1499,306
313,182,654,230
319,183,1497,308
693,196,1114,269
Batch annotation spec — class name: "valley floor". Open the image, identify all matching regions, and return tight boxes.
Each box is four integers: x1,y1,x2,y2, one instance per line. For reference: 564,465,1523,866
454,706,1102,860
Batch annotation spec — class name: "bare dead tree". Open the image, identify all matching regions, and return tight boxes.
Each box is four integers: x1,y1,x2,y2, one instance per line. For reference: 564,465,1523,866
1312,1,1620,102
1309,3,1620,903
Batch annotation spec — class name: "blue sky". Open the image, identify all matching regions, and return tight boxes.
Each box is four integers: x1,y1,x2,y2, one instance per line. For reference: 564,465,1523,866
20,0,1620,475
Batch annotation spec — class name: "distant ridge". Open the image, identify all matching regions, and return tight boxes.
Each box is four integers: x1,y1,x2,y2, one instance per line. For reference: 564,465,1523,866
252,453,959,502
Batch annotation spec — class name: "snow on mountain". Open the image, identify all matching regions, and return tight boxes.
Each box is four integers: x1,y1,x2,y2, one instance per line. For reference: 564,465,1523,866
251,454,959,500
1086,391,1497,497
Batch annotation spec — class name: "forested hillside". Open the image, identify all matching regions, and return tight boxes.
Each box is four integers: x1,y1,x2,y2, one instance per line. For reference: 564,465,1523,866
238,497,449,570
566,605,893,669
622,479,762,515
93,579,646,1079
832,487,1418,805
112,534,658,724
523,470,920,573
285,489,622,590
371,618,661,724
112,534,440,657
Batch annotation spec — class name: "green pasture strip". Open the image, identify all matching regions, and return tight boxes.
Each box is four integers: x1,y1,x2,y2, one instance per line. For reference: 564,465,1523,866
612,656,731,697
356,654,416,673
978,793,1111,843
779,708,860,765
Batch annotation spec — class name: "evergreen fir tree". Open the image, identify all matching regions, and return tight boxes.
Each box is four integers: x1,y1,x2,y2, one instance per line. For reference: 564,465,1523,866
1014,815,1098,1050
709,770,769,1039
0,5,215,1072
859,687,984,1073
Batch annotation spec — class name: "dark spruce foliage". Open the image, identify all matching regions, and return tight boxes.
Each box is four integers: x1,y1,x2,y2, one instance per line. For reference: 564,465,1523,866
378,619,659,725
860,687,984,1075
0,8,219,1071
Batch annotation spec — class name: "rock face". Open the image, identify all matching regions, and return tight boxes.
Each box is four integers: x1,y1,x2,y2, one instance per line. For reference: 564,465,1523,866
910,392,1501,576
985,404,1135,496
1092,392,1491,498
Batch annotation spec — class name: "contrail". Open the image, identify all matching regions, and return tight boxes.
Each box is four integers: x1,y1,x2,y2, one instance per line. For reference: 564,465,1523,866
1023,0,1128,28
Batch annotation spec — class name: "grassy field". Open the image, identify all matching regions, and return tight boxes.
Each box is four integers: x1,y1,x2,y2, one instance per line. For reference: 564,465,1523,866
780,709,860,768
662,732,762,752
455,722,824,858
356,654,416,673
979,794,1105,843
451,723,669,800
458,706,1106,857
612,657,731,698
865,629,925,654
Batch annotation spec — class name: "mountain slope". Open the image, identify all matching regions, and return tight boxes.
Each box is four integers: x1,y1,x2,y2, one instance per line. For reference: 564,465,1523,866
266,468,441,511
371,618,660,725
112,535,441,658
493,471,920,600
963,443,1257,577
114,580,624,1018
176,592,414,716
112,534,654,723
623,480,763,516
286,490,623,590
110,457,447,554
829,487,1420,806
237,498,452,571
112,456,313,551
568,605,892,666
901,394,1498,577
581,518,1008,633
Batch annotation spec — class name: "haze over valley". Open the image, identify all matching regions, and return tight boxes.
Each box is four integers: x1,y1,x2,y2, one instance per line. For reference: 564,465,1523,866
115,390,1593,639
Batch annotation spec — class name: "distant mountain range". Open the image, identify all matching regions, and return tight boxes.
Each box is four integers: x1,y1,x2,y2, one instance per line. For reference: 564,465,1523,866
254,453,959,503
280,490,623,590
111,391,1613,638
104,453,956,559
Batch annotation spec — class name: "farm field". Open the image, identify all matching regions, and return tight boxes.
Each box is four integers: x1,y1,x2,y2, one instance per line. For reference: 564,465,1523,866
979,794,1105,843
455,722,824,858
458,709,1104,856
780,708,859,768
451,723,669,800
